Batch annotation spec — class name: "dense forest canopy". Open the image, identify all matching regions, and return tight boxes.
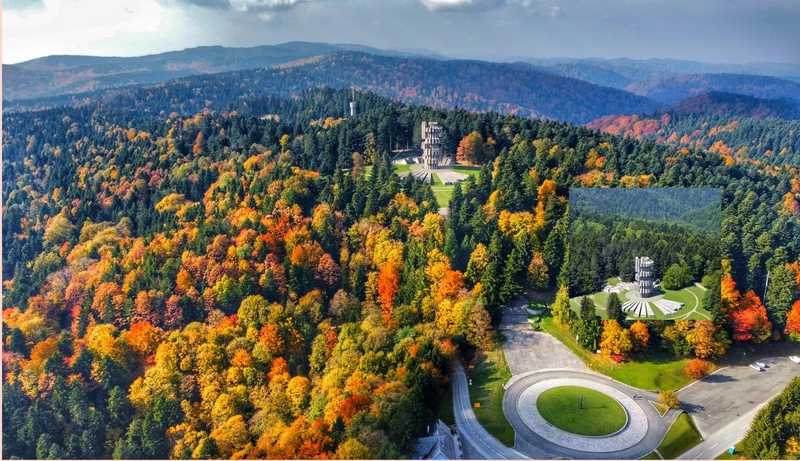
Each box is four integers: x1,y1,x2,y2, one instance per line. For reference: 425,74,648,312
568,188,721,230
566,208,721,296
2,85,800,459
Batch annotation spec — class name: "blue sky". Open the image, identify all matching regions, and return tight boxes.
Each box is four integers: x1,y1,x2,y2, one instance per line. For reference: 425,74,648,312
3,0,799,64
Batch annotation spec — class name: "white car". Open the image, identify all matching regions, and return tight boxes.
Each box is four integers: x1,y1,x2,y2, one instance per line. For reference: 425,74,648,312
749,363,764,371
790,356,800,364
755,361,767,368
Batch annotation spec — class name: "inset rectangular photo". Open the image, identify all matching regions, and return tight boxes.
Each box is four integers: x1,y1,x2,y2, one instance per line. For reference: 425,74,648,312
566,188,721,321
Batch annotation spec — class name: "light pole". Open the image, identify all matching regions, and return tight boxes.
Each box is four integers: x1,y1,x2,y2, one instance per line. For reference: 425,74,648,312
579,395,585,409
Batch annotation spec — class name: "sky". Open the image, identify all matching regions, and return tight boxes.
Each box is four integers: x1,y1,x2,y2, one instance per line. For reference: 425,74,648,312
3,0,800,65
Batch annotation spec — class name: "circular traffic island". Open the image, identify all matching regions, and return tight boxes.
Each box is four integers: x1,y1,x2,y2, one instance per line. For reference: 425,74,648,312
536,386,626,436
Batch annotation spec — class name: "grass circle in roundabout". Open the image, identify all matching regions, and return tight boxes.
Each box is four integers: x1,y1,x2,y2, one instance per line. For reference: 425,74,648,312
536,385,626,436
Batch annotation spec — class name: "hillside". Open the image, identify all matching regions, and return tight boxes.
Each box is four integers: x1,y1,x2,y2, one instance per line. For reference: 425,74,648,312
664,92,800,120
587,111,800,166
1,42,404,102
527,57,800,88
623,73,800,105
4,51,663,124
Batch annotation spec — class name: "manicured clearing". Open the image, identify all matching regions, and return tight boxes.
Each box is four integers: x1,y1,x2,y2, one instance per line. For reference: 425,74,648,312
536,386,626,436
467,338,515,447
657,413,703,459
607,276,621,285
569,284,710,320
540,316,694,390
639,451,662,459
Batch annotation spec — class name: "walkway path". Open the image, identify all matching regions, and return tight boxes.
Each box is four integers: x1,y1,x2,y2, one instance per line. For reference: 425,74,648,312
504,370,678,459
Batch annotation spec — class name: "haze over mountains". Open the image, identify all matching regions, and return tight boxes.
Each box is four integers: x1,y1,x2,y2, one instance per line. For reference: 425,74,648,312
4,41,800,126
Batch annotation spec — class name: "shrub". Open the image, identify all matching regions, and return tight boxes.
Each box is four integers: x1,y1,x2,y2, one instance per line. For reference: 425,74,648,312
659,390,680,409
685,358,711,379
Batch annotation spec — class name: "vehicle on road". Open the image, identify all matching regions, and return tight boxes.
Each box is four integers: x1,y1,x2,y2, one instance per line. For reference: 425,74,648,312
750,363,764,371
790,355,800,364
755,361,766,368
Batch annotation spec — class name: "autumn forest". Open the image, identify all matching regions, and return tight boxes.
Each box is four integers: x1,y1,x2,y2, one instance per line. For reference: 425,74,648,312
3,80,800,460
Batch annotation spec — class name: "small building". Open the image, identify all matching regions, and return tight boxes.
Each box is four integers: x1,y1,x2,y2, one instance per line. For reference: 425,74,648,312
411,420,459,460
635,256,655,298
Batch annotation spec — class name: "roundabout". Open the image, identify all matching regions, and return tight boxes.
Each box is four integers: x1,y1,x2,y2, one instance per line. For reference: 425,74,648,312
503,370,676,459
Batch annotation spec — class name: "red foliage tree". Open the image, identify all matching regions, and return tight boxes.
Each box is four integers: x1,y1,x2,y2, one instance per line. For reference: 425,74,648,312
785,300,800,340
731,290,772,342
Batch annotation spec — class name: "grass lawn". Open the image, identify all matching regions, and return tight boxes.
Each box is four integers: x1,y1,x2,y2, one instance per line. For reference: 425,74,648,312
539,316,694,391
656,412,703,459
715,441,745,459
402,165,482,207
536,386,626,436
639,451,662,459
466,337,515,447
650,401,670,416
607,276,621,285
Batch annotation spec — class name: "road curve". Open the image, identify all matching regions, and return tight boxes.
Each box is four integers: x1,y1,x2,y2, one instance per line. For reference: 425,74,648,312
451,362,529,460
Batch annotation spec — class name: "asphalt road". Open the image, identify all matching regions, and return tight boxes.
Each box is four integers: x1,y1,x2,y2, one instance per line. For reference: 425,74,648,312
451,362,529,460
677,356,800,437
677,400,770,460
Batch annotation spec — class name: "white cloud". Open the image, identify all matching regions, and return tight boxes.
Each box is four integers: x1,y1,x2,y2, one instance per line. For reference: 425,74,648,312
3,0,165,63
419,0,502,12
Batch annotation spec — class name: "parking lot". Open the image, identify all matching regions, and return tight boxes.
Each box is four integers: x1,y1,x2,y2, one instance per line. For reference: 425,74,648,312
677,356,800,437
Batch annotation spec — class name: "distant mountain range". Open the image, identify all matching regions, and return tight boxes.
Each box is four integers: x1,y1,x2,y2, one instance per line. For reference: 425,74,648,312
5,41,800,126
1,42,420,102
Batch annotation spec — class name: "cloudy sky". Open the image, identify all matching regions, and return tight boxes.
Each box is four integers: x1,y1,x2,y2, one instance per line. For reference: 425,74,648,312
3,0,800,65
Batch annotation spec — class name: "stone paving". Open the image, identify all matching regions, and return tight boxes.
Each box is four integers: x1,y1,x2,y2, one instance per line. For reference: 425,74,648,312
515,378,648,453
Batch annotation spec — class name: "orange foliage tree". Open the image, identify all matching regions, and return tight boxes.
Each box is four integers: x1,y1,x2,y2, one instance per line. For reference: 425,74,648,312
377,260,401,323
785,300,800,341
685,358,712,379
731,291,772,342
629,320,650,351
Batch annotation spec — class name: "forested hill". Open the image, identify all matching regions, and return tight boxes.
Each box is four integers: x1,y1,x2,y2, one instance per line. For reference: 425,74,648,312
623,73,800,105
4,51,663,124
1,42,410,102
587,111,800,167
663,92,800,120
568,188,721,231
2,87,800,460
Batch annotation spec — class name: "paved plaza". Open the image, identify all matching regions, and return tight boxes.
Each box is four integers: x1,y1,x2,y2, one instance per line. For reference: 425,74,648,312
500,297,585,376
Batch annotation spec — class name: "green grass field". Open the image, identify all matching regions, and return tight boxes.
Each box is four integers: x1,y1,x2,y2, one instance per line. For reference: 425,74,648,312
656,412,703,459
395,165,482,206
536,386,627,436
540,316,694,390
467,337,515,447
